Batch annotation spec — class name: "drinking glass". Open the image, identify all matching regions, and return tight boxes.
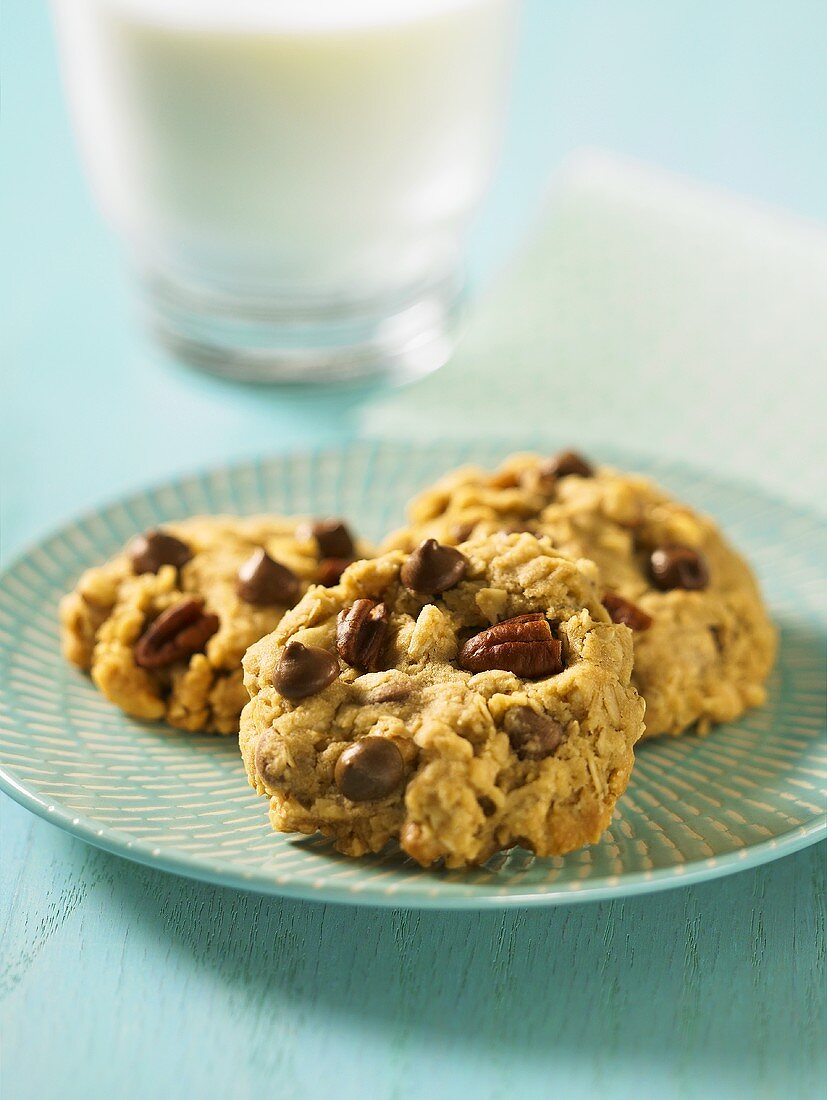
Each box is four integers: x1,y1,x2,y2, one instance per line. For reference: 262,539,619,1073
51,0,520,382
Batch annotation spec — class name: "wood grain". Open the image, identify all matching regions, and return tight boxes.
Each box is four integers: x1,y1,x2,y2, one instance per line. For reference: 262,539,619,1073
2,798,824,1100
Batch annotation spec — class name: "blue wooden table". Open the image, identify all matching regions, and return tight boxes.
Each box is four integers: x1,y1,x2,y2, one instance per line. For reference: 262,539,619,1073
2,3,825,1097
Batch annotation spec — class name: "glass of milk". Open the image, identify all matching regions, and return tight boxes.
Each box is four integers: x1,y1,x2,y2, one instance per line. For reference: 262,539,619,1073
51,0,520,382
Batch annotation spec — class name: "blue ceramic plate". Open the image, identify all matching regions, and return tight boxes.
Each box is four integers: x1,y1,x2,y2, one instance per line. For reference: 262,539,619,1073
0,441,824,908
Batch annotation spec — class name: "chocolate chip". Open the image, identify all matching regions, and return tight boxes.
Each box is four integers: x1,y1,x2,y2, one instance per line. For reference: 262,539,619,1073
400,539,467,595
603,592,653,631
540,450,594,480
317,557,352,587
458,613,564,678
336,599,389,671
133,599,219,669
478,796,497,817
236,548,301,606
272,641,339,701
334,736,404,802
648,544,709,591
129,529,192,575
503,707,565,759
308,520,355,560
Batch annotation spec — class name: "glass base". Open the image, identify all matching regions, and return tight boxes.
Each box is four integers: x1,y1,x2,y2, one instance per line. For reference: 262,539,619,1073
138,269,465,385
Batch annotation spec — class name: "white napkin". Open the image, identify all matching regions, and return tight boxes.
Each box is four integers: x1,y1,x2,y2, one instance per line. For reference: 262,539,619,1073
364,151,827,509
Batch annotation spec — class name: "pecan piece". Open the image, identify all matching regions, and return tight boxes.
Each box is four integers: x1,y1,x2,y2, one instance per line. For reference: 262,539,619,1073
336,599,389,671
458,613,563,678
133,599,219,669
603,592,653,631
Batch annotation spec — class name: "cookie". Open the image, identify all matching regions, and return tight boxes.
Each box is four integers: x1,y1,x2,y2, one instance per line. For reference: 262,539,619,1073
383,452,777,737
60,514,366,734
240,532,644,866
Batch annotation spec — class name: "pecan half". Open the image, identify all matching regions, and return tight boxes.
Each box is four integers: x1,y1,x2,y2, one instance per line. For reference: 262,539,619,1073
133,599,219,669
336,599,389,671
458,613,563,678
603,592,653,631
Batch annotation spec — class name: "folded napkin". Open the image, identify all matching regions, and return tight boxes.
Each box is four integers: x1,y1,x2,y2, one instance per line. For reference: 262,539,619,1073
364,151,827,510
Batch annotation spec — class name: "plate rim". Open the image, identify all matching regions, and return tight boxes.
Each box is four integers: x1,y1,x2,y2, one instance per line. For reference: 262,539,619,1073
1,439,825,909
3,436,826,572
0,756,824,909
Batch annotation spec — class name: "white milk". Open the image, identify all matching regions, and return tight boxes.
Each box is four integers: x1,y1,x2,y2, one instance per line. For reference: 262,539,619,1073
52,0,518,298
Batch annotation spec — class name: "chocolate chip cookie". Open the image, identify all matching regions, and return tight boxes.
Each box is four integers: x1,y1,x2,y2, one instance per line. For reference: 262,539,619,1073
240,532,645,866
383,452,777,738
60,514,366,734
